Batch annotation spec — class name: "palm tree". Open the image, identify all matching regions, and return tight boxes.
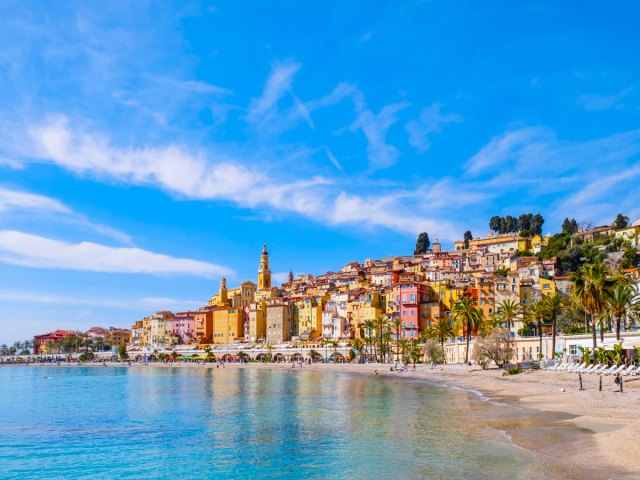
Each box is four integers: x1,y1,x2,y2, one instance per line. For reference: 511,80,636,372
541,292,564,358
351,337,365,364
572,262,616,363
497,299,520,336
392,317,402,362
374,315,388,363
398,338,410,365
497,299,520,367
364,319,375,361
426,320,456,362
408,339,422,368
606,284,639,340
452,297,484,364
265,344,275,363
525,301,547,361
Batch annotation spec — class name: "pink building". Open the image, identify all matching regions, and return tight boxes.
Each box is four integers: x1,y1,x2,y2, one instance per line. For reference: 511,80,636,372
171,311,196,345
390,282,430,339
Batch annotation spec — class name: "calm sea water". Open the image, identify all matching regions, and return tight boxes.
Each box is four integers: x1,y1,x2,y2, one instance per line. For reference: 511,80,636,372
0,366,561,479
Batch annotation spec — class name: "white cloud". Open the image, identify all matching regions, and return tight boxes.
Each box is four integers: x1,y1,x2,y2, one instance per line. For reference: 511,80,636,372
0,186,70,213
576,87,633,111
0,185,132,244
0,290,202,311
405,103,462,153
272,272,291,285
26,115,330,217
465,127,555,175
0,156,24,169
323,146,343,171
330,192,457,239
0,230,231,278
350,101,410,170
245,60,302,126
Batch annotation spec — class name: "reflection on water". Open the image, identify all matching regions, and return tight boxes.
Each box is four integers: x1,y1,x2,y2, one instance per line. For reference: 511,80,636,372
0,367,568,479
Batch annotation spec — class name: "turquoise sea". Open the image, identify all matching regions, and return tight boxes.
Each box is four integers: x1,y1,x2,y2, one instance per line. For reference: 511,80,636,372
0,366,568,479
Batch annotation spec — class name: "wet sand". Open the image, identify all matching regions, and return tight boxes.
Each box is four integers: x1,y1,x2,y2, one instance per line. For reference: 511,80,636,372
25,361,640,478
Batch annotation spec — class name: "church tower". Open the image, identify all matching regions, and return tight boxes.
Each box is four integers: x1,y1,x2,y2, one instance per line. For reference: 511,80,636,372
219,277,228,305
258,244,271,290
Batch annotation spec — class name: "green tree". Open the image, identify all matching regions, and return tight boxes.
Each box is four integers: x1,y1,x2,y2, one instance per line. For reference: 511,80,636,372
392,317,403,362
612,213,629,229
363,319,376,362
118,345,129,361
571,262,616,362
542,292,564,358
452,298,484,363
351,337,365,364
504,215,517,233
374,315,389,363
408,340,422,368
414,232,431,255
525,301,547,360
463,230,473,248
426,320,456,362
489,216,502,233
497,299,520,366
561,218,579,235
517,213,533,232
606,283,639,340
620,243,640,269
530,213,544,236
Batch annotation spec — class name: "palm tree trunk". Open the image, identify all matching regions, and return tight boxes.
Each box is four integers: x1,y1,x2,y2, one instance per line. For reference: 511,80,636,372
551,315,557,359
441,339,446,363
616,316,621,341
538,320,543,361
600,320,604,342
465,319,470,363
591,312,597,363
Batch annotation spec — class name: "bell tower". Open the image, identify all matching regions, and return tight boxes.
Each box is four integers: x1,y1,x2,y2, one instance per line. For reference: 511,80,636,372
219,277,228,305
258,244,271,290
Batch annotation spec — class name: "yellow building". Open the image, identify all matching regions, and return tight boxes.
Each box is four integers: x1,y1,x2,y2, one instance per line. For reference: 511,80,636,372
212,307,245,345
248,301,266,342
614,223,640,247
348,291,386,338
266,303,292,344
538,278,556,297
294,296,324,340
208,278,256,308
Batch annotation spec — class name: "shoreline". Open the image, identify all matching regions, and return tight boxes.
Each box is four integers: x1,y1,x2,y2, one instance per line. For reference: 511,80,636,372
12,361,640,478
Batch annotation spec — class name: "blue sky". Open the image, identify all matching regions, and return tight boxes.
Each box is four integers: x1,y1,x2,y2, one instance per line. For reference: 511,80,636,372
0,1,639,343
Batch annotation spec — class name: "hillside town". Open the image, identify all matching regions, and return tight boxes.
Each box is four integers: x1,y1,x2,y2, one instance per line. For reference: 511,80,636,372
14,213,639,367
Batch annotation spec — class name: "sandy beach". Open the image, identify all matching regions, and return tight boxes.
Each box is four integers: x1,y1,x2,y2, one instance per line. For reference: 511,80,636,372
27,361,640,478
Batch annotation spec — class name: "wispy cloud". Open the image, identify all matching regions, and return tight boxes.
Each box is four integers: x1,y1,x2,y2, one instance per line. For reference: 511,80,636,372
0,156,24,169
350,101,410,170
405,103,462,153
26,115,330,217
0,230,231,278
0,186,132,244
245,60,303,127
0,186,70,214
0,289,202,311
323,146,343,171
576,87,633,111
330,192,458,239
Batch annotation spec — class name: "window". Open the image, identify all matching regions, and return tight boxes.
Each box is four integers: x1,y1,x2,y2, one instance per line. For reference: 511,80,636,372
402,294,407,302
569,345,577,355
410,294,416,302
402,310,407,316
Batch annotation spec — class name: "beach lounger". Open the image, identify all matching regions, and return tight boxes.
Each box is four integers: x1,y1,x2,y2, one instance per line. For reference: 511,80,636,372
570,362,586,372
611,365,627,375
599,365,617,375
581,364,595,373
620,365,636,376
588,364,605,374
